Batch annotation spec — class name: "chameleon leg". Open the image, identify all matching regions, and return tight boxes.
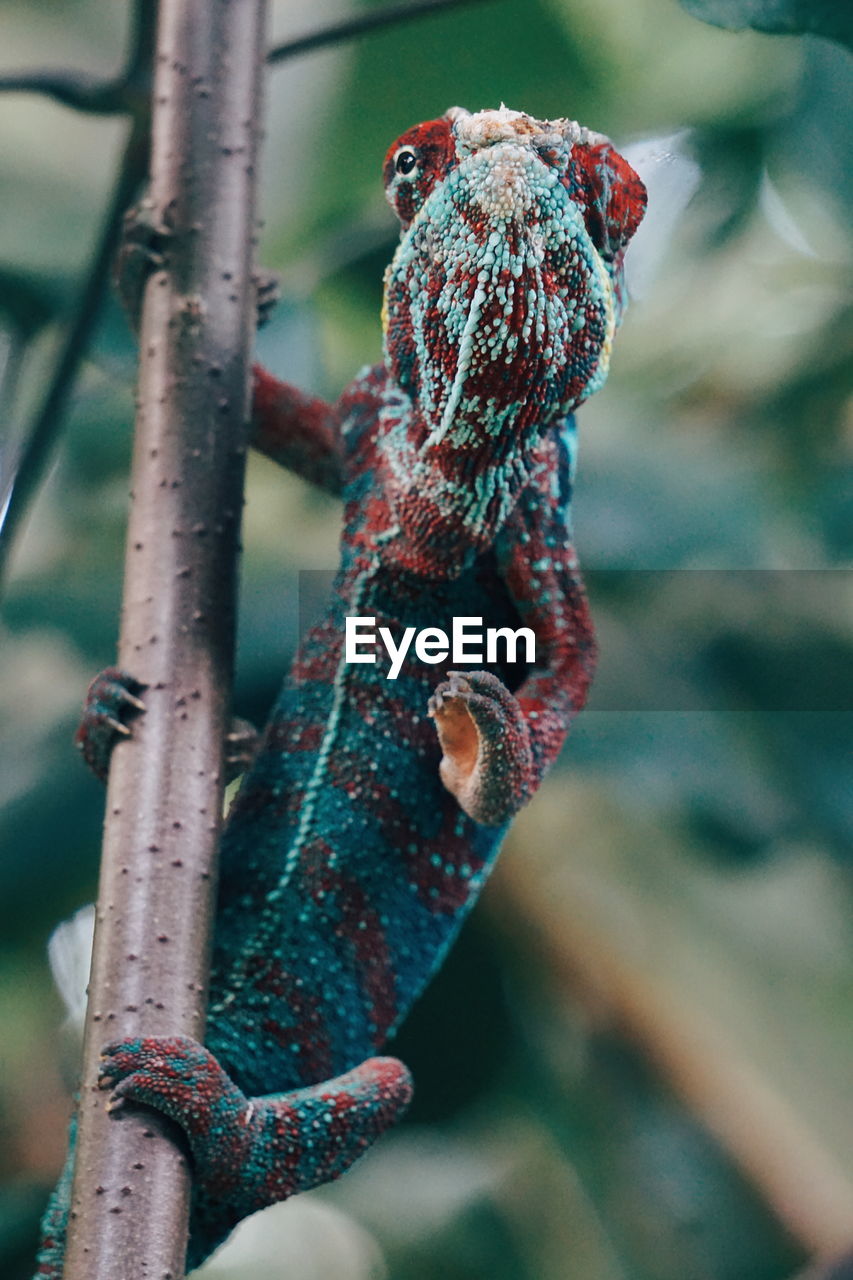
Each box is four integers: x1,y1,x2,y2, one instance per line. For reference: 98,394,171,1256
98,1037,412,1227
75,669,257,782
428,670,534,827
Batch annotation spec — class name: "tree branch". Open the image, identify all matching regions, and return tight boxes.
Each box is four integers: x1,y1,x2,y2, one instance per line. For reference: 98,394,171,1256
61,1,268,1275
0,5,155,114
0,117,148,582
267,0,494,64
0,69,129,114
0,0,494,110
0,0,156,585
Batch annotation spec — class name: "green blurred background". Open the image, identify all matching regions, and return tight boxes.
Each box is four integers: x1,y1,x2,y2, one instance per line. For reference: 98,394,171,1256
0,0,851,1276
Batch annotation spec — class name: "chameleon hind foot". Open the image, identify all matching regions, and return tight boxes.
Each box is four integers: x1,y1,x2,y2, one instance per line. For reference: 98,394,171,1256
428,670,534,827
98,1036,412,1222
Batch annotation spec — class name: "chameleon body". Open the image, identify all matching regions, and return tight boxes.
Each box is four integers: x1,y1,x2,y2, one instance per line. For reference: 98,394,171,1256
35,107,645,1274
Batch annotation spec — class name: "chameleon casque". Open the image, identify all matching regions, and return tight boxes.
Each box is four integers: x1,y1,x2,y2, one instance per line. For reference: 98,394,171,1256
35,106,646,1274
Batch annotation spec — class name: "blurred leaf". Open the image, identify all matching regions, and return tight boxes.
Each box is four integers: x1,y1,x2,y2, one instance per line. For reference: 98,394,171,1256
0,1181,46,1280
680,0,853,49
0,267,66,339
390,916,512,1124
299,0,596,243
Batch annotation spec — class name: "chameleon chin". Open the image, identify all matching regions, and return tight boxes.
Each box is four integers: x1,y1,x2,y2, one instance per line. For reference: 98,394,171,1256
36,106,646,1276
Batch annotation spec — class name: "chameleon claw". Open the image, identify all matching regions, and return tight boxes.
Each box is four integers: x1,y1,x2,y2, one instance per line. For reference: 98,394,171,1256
97,1062,119,1091
253,269,281,329
117,689,147,712
97,1050,119,1090
224,716,260,783
428,673,472,718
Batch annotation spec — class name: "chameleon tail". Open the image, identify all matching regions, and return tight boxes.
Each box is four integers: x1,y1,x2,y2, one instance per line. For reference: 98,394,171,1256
33,1115,76,1279
33,907,92,1279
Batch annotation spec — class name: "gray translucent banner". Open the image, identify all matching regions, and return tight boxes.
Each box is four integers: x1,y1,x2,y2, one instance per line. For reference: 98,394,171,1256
297,568,852,712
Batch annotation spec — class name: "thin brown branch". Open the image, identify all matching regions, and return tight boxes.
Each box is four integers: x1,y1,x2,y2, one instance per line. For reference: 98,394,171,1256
0,0,495,112
0,0,155,586
0,69,129,114
0,117,148,583
0,4,155,114
267,0,495,64
61,0,268,1272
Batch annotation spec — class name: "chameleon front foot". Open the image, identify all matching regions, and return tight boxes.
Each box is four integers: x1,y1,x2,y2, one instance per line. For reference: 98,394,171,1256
98,1036,412,1217
75,667,147,781
76,668,257,783
428,670,534,827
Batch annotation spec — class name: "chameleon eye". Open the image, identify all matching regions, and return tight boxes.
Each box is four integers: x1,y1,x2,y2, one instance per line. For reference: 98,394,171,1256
395,148,418,177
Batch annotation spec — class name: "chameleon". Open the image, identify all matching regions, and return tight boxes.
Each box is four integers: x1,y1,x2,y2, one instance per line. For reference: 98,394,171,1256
34,105,646,1275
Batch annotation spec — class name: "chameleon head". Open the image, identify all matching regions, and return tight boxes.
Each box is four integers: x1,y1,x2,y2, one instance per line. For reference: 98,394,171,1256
382,106,647,454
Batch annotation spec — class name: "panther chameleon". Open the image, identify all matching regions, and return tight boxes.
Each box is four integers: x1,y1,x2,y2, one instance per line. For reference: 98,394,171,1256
35,105,646,1275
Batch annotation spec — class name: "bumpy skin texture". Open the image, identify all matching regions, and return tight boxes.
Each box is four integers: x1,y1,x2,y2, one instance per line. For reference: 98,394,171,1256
36,107,645,1275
